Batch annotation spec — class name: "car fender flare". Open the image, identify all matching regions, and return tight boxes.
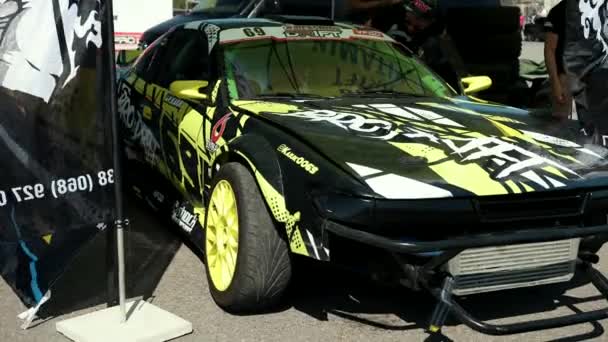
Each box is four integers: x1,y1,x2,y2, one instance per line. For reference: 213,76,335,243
218,134,311,258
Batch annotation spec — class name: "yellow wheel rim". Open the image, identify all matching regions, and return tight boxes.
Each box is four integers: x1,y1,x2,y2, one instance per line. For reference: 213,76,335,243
206,180,239,291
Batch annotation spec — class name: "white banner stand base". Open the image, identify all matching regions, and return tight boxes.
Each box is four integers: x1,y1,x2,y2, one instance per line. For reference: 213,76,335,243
56,299,192,342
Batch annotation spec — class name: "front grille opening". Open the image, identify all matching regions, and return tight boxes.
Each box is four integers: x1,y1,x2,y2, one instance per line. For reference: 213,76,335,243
475,191,586,224
453,262,575,295
449,239,579,295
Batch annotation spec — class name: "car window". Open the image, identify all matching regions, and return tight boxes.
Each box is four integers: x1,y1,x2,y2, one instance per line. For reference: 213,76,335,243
155,29,210,89
133,40,167,82
222,38,456,99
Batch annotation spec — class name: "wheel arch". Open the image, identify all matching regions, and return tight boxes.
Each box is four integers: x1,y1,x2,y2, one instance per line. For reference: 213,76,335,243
211,134,311,258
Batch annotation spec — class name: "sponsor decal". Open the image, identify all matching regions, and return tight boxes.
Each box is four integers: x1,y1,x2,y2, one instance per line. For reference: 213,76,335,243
277,144,319,175
165,94,184,108
352,29,384,38
118,83,160,164
284,25,343,39
219,27,393,45
171,202,198,233
279,106,604,191
207,112,231,153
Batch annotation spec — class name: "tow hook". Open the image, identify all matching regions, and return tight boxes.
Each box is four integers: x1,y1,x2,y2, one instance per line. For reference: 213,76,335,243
428,276,455,333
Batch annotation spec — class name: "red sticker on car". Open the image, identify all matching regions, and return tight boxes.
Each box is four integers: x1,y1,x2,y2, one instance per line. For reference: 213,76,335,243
211,113,232,144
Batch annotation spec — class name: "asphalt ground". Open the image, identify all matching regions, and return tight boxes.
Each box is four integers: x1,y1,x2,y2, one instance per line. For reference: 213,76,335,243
3,197,608,342
5,42,607,342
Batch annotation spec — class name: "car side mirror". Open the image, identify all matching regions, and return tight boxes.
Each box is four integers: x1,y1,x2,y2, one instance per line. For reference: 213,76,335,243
461,76,492,95
169,80,209,101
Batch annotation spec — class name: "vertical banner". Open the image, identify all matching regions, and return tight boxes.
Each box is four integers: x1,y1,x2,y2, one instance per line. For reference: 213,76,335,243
564,0,608,144
0,0,116,317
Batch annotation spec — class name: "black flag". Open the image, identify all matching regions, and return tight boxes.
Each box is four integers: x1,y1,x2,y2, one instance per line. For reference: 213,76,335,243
564,0,608,144
0,0,116,316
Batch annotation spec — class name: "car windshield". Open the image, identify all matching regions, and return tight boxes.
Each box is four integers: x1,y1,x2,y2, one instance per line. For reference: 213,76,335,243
191,0,247,13
221,33,456,100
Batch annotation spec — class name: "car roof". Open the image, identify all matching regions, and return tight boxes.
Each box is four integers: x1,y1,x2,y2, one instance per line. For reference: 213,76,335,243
189,18,283,29
182,16,357,31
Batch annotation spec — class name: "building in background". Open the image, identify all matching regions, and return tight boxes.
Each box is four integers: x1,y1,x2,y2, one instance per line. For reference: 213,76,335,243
502,0,560,17
114,0,173,50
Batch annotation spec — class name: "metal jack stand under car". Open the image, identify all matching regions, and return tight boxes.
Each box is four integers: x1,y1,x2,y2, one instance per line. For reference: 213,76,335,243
326,221,608,336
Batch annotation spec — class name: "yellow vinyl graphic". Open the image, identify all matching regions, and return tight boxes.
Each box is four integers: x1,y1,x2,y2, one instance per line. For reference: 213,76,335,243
177,109,204,198
42,234,52,245
235,151,309,256
231,100,299,115
504,180,521,194
392,142,510,196
273,104,596,196
134,78,146,94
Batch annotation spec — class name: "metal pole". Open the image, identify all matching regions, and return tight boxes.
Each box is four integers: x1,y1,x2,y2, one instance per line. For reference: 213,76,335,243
116,221,126,322
103,0,127,323
331,0,335,20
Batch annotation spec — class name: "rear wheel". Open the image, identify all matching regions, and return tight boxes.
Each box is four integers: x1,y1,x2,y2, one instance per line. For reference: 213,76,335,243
204,162,292,313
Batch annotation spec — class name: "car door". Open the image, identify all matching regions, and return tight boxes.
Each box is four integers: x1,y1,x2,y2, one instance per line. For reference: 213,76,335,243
148,28,212,206
118,32,169,168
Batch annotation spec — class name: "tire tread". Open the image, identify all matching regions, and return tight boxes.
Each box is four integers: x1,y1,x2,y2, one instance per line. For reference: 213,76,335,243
205,162,292,313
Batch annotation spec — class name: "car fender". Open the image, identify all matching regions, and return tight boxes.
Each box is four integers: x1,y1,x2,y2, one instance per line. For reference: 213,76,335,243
216,133,319,260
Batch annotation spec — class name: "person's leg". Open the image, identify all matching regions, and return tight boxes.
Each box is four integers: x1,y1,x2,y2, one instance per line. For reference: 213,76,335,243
562,73,574,119
551,72,573,120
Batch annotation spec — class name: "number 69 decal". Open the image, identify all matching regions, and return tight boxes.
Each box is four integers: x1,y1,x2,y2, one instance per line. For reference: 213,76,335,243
242,27,266,37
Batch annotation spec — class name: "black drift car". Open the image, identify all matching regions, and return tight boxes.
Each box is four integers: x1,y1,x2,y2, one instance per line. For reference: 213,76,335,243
117,16,608,336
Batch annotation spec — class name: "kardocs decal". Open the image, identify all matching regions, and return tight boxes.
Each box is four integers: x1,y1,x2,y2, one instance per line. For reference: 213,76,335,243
277,144,319,175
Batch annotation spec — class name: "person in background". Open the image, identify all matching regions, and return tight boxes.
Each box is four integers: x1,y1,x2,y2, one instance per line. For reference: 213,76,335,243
334,0,465,92
373,0,466,93
544,0,573,120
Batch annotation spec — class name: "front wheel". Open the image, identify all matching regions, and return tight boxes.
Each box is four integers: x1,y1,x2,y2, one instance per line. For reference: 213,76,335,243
204,162,292,313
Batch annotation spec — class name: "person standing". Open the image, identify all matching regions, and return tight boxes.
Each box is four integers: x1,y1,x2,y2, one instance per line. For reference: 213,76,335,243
563,0,608,145
544,0,573,120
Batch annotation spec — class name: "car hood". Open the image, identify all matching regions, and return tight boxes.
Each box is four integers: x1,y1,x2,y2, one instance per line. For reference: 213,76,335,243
231,97,608,199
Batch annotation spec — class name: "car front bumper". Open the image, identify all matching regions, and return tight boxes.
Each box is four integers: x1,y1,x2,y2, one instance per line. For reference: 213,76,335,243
324,220,608,335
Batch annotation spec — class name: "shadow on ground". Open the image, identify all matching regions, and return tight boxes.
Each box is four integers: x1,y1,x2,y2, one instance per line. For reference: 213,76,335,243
37,193,184,318
286,257,606,341
31,192,608,342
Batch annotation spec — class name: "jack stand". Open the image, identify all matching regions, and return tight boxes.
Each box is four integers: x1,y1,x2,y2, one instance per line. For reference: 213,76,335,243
428,277,455,333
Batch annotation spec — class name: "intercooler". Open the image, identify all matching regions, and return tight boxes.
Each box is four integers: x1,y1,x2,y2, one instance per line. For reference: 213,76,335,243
448,239,580,296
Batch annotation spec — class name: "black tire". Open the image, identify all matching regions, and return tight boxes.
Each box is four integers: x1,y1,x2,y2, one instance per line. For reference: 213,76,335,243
204,162,292,313
446,7,521,36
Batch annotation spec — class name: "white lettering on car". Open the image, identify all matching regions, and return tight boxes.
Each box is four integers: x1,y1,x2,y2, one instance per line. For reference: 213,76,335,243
117,83,161,164
280,106,584,190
